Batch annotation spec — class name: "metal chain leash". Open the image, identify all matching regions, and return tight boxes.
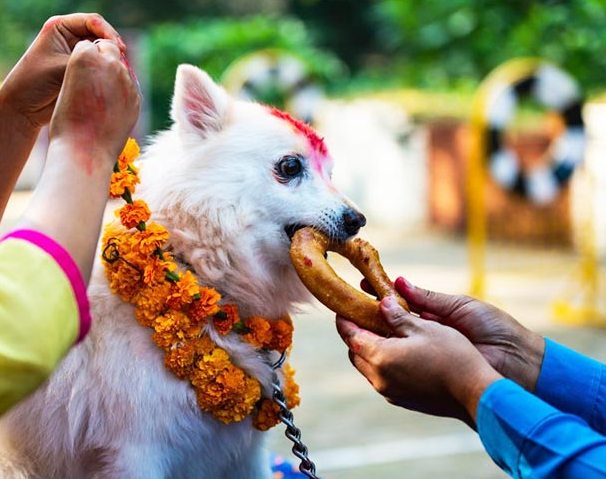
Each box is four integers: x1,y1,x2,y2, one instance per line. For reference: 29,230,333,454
271,353,321,479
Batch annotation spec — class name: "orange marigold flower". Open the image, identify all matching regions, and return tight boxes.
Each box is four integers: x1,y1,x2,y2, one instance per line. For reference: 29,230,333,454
188,287,221,322
129,223,168,255
141,256,175,286
117,137,141,170
252,364,298,431
164,342,196,379
104,259,142,302
167,270,200,309
252,398,281,431
283,363,300,409
243,316,273,349
193,363,261,423
269,318,294,353
110,171,139,198
102,138,298,427
118,200,151,229
134,282,171,327
213,303,239,335
152,310,193,350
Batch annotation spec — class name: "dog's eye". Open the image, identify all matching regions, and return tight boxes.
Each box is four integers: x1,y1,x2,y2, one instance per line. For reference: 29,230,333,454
276,155,303,180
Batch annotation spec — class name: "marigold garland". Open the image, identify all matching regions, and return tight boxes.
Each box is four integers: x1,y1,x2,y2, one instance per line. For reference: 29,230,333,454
101,138,299,428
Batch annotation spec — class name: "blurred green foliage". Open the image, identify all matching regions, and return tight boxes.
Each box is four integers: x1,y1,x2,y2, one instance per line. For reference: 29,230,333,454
373,0,606,93
2,0,606,129
146,16,345,130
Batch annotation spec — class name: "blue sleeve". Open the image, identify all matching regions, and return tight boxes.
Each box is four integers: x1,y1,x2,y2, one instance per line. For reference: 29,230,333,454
535,338,606,435
477,379,606,478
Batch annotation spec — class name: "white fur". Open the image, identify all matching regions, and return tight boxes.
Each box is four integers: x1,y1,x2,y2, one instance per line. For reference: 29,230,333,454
0,65,362,478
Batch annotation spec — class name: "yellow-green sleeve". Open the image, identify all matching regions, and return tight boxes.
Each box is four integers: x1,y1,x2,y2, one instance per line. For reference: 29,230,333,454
0,229,90,414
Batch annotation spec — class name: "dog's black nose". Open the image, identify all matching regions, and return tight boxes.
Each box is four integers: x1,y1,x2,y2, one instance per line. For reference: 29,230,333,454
342,208,367,236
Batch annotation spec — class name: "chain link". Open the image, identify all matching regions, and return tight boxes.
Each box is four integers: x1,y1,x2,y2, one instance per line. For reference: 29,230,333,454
271,369,321,479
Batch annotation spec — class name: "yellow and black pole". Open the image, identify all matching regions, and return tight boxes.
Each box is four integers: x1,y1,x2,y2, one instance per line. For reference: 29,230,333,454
467,58,546,298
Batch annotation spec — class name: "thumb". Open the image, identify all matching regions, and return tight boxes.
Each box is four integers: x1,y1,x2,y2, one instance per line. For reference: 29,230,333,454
394,277,461,317
380,296,418,337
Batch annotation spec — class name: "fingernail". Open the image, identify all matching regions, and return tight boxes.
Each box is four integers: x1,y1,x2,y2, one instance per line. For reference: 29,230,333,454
395,276,413,291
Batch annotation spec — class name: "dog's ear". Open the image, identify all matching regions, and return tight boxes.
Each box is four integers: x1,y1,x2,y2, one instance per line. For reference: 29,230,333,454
171,65,231,138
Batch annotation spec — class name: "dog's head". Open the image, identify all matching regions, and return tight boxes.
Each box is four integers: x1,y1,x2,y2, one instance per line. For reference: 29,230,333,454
141,65,365,315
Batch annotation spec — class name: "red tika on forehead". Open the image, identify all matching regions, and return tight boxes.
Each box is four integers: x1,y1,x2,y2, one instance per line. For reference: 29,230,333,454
268,107,328,157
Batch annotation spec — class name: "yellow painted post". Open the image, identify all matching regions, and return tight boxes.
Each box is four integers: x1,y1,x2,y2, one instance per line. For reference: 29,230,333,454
467,85,488,299
467,58,544,299
552,168,606,326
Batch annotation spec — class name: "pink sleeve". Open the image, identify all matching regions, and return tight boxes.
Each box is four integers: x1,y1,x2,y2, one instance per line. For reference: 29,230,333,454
0,229,91,342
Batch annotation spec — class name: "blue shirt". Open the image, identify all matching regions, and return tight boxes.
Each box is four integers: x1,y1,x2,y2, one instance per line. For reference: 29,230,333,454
477,338,606,478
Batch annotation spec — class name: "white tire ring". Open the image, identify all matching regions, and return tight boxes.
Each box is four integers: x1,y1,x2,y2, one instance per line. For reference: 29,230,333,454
223,51,324,124
484,64,585,205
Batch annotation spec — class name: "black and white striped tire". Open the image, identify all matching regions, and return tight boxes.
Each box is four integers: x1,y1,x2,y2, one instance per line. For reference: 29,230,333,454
223,50,324,124
484,63,585,205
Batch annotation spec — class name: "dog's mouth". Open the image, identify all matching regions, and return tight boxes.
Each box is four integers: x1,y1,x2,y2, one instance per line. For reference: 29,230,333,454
284,223,308,241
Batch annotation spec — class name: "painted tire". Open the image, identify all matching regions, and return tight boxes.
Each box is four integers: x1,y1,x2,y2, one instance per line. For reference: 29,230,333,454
484,63,585,204
222,50,324,124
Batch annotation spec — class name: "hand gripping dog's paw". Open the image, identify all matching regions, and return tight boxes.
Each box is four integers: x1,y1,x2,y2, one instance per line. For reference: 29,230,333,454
289,227,409,336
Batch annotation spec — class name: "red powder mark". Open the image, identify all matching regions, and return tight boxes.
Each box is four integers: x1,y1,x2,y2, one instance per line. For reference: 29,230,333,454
268,107,328,157
303,256,313,267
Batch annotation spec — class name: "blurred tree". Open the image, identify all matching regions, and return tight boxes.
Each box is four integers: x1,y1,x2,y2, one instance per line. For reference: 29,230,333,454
146,16,344,130
373,0,606,93
287,0,382,70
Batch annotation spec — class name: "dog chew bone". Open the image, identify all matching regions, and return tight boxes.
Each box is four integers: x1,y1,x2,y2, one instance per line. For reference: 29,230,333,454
289,227,409,336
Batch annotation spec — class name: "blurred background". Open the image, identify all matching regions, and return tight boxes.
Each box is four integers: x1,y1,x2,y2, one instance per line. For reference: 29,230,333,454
2,1,606,477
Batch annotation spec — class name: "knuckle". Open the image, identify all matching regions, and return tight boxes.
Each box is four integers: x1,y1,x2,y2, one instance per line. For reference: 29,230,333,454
373,351,390,372
374,379,390,396
390,309,407,322
89,12,104,23
44,15,62,27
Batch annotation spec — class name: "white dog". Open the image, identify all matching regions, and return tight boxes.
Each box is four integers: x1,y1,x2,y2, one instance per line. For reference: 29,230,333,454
0,65,365,479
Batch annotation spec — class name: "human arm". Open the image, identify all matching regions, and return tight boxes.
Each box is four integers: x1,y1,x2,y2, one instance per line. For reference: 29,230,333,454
394,277,606,434
0,38,139,413
0,232,87,414
337,296,606,479
479,378,606,478
19,38,140,283
0,13,125,218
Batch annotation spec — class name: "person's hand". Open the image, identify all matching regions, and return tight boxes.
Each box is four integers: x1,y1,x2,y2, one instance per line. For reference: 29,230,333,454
337,297,502,427
48,38,140,171
21,37,140,283
0,13,125,130
390,277,545,392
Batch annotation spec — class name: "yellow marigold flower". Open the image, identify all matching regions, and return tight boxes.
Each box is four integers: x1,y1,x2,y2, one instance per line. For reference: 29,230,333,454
110,171,139,198
200,347,232,371
118,137,141,170
188,287,221,322
130,223,168,255
118,200,151,229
